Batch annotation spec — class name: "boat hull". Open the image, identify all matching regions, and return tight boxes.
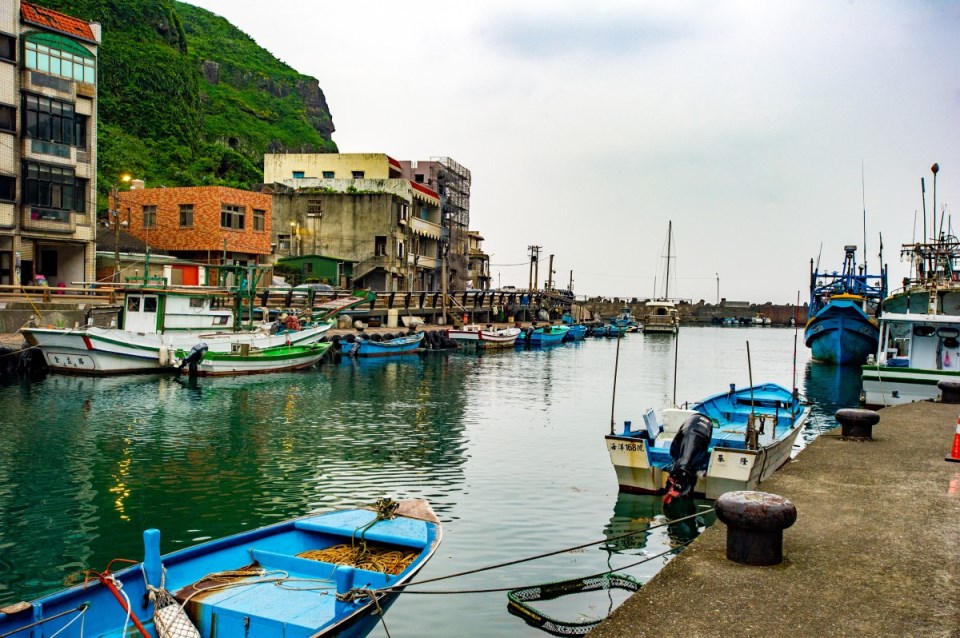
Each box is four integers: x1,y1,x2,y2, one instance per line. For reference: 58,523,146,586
350,333,424,357
861,364,960,408
179,342,332,376
804,300,878,365
20,323,332,375
0,500,441,638
606,384,809,498
528,326,569,345
447,326,520,349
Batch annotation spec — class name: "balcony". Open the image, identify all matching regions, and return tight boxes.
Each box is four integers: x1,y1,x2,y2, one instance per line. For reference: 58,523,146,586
410,254,439,270
409,216,442,240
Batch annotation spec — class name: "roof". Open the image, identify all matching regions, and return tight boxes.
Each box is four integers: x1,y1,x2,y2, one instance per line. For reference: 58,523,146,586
21,2,97,43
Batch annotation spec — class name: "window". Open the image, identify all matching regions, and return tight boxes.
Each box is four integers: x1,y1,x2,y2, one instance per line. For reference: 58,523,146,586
277,234,291,252
307,199,323,215
23,94,75,145
253,209,265,231
414,174,424,183
396,201,408,223
397,242,404,259
40,249,58,277
292,171,304,179
143,205,157,229
0,175,14,202
0,34,14,62
23,161,82,221
351,171,365,179
179,204,194,228
304,262,313,274
24,35,96,84
0,105,14,133
221,204,244,230
127,297,140,312
73,114,87,150
74,178,87,213
374,236,387,256
322,171,334,179
143,297,157,312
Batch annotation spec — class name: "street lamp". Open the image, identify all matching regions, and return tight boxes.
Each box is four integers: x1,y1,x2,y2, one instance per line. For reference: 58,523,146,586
290,221,299,256
111,173,132,283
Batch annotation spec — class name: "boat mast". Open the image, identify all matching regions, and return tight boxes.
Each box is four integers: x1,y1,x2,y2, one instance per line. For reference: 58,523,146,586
664,220,672,300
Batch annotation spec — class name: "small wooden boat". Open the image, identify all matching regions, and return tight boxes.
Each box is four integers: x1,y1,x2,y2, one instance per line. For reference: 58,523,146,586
447,324,521,349
606,383,809,500
348,332,424,357
175,341,333,376
563,324,588,341
0,499,442,638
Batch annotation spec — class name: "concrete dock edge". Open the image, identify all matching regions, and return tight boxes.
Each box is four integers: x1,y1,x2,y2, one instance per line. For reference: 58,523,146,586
589,401,960,637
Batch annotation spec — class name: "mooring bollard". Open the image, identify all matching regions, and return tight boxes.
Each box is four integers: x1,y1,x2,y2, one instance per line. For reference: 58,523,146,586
714,491,796,566
938,380,960,404
835,408,880,439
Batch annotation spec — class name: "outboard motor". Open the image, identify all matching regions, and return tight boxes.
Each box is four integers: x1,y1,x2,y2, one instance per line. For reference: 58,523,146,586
178,342,209,376
663,413,713,504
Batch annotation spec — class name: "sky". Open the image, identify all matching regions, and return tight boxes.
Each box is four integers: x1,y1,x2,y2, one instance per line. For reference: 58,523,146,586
187,0,960,304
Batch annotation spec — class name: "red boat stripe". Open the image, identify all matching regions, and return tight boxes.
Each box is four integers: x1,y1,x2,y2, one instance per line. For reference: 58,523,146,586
82,335,93,350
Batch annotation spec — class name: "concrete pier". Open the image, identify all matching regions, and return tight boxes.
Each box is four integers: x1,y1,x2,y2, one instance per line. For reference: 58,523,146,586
590,400,960,637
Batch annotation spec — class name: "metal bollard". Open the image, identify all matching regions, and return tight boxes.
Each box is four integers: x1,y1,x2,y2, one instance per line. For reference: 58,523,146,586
835,408,880,439
714,491,796,566
938,380,960,404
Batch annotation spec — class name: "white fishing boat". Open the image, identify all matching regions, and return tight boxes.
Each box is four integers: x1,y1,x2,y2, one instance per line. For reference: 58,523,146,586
605,382,810,500
19,286,371,374
175,341,334,376
447,324,521,350
861,163,960,407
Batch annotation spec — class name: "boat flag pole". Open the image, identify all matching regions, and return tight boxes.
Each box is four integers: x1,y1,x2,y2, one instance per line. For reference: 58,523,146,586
673,326,680,407
746,340,757,450
793,290,800,393
610,327,622,435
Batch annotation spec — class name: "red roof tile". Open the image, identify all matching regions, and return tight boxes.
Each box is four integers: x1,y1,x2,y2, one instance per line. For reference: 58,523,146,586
21,2,96,43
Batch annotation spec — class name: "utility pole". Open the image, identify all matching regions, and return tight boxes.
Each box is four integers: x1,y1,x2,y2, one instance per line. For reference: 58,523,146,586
527,245,541,290
546,254,554,289
568,270,574,290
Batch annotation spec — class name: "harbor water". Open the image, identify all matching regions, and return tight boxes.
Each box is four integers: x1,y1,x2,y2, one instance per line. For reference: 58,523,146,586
0,327,861,636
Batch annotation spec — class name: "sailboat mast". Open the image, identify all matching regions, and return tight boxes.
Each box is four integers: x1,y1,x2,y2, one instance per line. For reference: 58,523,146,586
664,220,672,299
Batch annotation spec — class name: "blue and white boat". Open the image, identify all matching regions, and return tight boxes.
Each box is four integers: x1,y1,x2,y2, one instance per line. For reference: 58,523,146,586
605,383,810,500
349,332,424,357
563,324,588,341
0,499,442,638
612,307,639,332
805,245,887,365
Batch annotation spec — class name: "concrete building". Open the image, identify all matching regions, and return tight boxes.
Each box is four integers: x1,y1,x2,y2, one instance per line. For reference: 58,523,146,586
115,184,272,285
264,153,445,292
0,2,101,287
467,231,491,290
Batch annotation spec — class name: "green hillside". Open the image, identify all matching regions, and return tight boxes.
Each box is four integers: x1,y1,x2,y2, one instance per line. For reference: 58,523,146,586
30,0,337,210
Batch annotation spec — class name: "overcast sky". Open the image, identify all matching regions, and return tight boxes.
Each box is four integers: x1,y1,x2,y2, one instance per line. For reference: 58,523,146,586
188,0,959,304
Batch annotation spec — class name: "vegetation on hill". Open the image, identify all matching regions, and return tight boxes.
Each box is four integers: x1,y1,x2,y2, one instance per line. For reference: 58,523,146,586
30,0,337,212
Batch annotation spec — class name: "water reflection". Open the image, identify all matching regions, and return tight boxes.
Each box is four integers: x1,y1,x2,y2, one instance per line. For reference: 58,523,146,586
602,492,715,562
802,361,863,436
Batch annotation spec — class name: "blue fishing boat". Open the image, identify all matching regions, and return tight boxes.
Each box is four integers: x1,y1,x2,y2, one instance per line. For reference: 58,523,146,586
563,324,588,341
528,324,569,345
612,307,639,332
606,382,810,501
805,245,887,365
349,332,424,357
0,499,442,638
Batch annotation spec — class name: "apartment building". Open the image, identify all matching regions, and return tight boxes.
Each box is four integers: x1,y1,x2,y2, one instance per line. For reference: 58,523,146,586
467,230,491,291
0,2,100,287
264,153,444,292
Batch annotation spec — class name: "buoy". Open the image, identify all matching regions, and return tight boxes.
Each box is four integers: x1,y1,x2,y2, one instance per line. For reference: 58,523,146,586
947,414,960,463
158,345,170,367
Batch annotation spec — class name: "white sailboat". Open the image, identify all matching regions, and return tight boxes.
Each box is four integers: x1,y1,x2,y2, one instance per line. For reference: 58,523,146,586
643,221,680,335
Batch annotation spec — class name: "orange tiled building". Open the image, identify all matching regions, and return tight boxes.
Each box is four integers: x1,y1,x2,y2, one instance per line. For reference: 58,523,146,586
116,185,272,269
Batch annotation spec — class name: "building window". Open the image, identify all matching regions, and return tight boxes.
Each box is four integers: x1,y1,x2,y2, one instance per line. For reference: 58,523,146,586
23,161,81,221
414,174,424,183
397,241,404,259
179,204,194,228
292,171,304,179
73,114,87,150
253,209,265,231
277,234,291,252
23,94,75,145
0,105,14,133
374,236,387,256
303,262,313,274
74,178,87,213
307,199,323,215
322,171,334,179
143,205,157,229
221,203,245,230
351,171,365,179
397,201,408,223
24,36,96,84
0,175,14,202
0,34,14,62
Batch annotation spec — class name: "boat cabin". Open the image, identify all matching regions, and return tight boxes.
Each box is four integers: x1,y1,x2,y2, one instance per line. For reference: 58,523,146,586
876,314,960,372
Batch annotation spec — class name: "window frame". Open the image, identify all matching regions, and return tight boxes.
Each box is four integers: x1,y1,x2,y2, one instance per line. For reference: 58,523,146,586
253,208,265,231
142,205,157,230
23,161,81,221
0,104,15,133
220,203,245,230
178,204,194,228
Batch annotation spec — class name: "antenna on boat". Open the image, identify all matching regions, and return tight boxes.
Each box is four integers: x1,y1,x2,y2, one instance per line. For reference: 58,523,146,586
746,340,757,450
862,160,868,270
932,163,940,242
792,291,800,392
609,327,622,435
921,177,927,243
673,328,680,407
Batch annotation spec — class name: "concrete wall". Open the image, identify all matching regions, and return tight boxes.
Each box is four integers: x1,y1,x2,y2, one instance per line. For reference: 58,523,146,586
264,153,400,183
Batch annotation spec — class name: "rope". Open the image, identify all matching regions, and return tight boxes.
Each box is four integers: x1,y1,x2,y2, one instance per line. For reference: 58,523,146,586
377,507,711,594
0,605,87,638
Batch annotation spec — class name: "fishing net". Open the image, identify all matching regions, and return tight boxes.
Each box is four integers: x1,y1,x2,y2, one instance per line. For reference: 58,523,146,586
298,543,418,575
152,586,200,638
